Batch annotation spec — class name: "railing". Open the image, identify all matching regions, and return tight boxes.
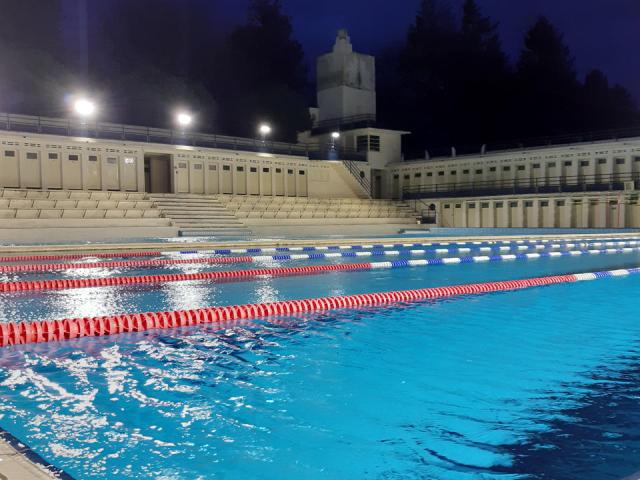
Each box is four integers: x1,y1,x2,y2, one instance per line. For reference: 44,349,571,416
342,158,372,197
311,114,377,134
402,173,640,199
415,125,640,162
0,112,367,161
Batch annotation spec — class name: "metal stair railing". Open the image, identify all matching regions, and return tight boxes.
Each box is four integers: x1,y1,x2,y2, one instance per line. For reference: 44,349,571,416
342,159,371,197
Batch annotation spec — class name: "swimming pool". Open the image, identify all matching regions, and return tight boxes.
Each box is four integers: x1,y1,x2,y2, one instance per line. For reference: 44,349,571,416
0,235,639,479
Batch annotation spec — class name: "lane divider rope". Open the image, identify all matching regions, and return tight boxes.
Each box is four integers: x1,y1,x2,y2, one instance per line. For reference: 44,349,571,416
0,240,638,274
1,246,640,293
1,266,638,347
1,235,638,263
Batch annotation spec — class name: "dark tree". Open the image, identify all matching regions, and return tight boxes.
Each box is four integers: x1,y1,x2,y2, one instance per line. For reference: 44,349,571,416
217,0,311,141
514,16,581,137
397,0,459,155
454,0,511,145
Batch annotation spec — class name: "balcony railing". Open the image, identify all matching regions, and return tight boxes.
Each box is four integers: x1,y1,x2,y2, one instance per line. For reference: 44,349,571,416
311,114,377,134
0,112,366,161
402,173,640,199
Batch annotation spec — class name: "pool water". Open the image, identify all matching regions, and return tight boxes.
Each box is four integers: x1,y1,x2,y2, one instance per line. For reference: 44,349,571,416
0,245,639,479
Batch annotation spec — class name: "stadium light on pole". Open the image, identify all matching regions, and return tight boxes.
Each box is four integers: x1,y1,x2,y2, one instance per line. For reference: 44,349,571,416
331,131,340,149
73,98,96,119
176,112,193,129
259,123,272,143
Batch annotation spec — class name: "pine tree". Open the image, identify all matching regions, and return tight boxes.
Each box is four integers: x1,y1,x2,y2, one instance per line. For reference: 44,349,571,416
218,0,310,141
515,16,581,137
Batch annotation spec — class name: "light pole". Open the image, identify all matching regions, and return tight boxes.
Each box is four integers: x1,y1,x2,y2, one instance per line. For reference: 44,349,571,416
176,112,193,130
331,131,340,149
259,123,272,144
72,97,96,122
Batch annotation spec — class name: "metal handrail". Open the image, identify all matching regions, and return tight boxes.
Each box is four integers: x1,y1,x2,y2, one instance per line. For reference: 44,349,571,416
402,172,640,199
312,114,377,129
342,158,371,197
0,112,366,160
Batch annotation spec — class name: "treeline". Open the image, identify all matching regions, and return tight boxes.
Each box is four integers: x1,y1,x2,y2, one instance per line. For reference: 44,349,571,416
0,0,638,151
0,0,311,141
381,0,640,157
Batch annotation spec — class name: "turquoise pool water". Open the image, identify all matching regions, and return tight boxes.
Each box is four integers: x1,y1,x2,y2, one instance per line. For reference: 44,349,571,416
0,246,639,479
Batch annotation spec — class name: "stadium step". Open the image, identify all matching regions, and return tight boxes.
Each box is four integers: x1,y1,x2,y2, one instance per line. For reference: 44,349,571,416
148,194,252,237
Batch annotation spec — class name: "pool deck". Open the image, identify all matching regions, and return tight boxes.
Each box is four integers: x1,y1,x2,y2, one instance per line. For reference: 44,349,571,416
0,232,638,256
0,432,64,479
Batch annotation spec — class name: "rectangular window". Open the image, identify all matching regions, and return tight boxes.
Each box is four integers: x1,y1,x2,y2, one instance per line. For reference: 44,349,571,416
68,154,79,161
178,162,187,168
540,200,549,207
223,165,230,171
356,135,368,152
517,165,525,171
503,166,511,171
634,157,640,162
124,157,135,164
393,174,399,179
455,204,461,208
481,202,489,208
262,167,269,173
616,158,625,165
209,165,217,171
463,169,469,174
495,202,504,208
532,163,540,169
404,174,410,180
287,169,293,174
107,157,117,164
450,170,457,175
49,153,58,160
236,166,244,172
369,135,381,152
414,172,421,178
26,152,38,160
298,170,305,175
475,169,483,175
564,161,572,167
88,155,98,162
275,168,282,173
489,167,496,172
598,158,607,164
509,201,518,207
427,172,433,177
438,171,444,176
524,201,534,207
580,160,589,167
556,200,565,207
468,203,476,209
4,150,15,157
547,162,556,168
444,204,451,209
250,167,257,173
194,164,203,170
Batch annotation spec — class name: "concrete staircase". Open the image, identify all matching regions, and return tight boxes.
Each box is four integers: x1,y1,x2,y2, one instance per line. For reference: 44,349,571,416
148,194,251,237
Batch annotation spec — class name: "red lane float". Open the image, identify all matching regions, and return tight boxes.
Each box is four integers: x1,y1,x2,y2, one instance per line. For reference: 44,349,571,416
0,251,163,263
0,256,253,273
0,273,575,347
0,263,368,292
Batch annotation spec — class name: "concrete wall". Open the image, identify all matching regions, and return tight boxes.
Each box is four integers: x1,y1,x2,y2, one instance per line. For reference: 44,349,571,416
0,132,364,199
316,30,376,122
424,192,639,229
387,138,640,199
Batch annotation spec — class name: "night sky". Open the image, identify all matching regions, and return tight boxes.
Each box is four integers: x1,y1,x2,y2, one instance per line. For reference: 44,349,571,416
215,0,639,102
